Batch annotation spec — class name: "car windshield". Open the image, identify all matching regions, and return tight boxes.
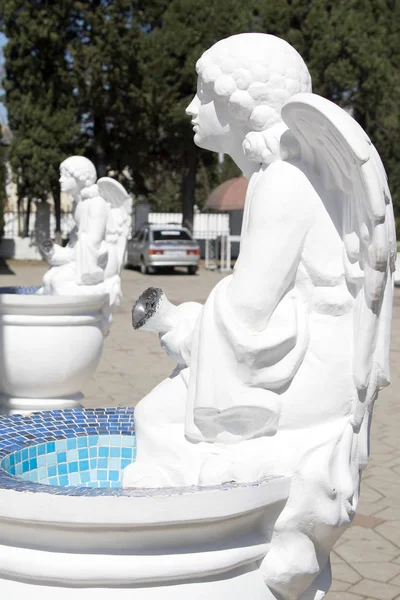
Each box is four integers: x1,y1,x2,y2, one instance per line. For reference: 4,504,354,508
152,229,192,241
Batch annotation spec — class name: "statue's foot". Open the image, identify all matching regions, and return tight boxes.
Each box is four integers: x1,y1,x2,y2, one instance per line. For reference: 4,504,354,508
122,462,180,488
199,453,239,486
261,532,322,600
199,445,269,486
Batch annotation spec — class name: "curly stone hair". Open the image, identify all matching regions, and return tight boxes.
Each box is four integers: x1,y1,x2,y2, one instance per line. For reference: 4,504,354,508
60,156,97,188
195,33,312,164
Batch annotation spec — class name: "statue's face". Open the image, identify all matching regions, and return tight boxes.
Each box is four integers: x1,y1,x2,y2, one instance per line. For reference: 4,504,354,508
186,77,231,153
59,167,79,195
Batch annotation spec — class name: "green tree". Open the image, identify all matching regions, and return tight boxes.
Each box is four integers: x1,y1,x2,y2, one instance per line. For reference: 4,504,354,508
1,1,80,237
134,0,257,229
3,0,399,233
0,57,7,239
67,1,142,184
135,0,400,224
255,0,400,214
0,141,7,239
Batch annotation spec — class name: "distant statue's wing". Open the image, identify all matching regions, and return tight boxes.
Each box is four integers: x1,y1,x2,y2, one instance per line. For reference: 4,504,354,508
282,92,396,450
97,177,131,272
97,177,130,208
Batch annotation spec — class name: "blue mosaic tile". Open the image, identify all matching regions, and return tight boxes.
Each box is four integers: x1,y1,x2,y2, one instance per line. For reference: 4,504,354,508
0,407,286,498
0,408,137,496
1,430,136,489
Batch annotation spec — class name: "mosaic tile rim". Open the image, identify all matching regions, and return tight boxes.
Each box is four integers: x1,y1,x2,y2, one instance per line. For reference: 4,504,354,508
0,286,41,294
0,408,284,497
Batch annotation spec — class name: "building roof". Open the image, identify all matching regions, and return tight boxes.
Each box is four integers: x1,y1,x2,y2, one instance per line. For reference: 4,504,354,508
205,176,247,211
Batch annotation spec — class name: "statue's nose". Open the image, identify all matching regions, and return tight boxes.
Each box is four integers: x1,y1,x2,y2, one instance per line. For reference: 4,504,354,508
186,96,199,116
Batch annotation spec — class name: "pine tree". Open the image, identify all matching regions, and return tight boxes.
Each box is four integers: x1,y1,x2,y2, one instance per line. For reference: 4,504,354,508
2,0,398,231
0,53,6,239
255,0,400,215
67,1,142,183
134,0,257,229
1,1,80,237
0,141,7,239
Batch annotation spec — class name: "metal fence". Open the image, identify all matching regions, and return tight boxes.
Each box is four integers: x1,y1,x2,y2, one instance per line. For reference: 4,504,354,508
148,212,230,240
2,208,232,268
3,210,74,240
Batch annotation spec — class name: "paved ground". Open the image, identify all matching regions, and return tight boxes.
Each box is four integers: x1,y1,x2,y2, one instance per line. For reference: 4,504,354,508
1,258,400,599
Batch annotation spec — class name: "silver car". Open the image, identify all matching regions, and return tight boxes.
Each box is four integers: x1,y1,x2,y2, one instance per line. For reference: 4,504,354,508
126,224,200,274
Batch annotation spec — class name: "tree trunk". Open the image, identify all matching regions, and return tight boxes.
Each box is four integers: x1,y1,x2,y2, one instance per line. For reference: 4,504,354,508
17,185,23,236
182,145,198,233
94,114,108,177
52,184,61,243
23,197,32,238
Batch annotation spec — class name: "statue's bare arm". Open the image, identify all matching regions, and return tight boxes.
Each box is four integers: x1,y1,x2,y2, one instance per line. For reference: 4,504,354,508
133,163,316,362
40,231,77,266
227,161,315,331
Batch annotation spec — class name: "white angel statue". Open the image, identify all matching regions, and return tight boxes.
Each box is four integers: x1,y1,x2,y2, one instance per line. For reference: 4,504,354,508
39,156,130,310
123,34,395,599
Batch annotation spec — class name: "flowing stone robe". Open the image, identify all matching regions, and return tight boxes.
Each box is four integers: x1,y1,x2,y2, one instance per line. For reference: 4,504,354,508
184,160,356,446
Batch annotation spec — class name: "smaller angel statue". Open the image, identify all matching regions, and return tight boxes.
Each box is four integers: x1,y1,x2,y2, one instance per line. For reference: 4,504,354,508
38,156,130,310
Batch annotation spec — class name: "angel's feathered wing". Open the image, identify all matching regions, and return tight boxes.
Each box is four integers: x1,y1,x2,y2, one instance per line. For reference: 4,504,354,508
282,93,396,459
97,177,131,272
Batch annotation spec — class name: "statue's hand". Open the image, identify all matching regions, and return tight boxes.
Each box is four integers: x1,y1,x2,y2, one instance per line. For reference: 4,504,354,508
40,238,55,258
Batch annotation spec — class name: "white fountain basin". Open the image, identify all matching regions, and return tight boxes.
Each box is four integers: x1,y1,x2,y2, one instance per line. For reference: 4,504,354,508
0,478,289,600
0,290,108,413
0,478,290,600
0,408,289,600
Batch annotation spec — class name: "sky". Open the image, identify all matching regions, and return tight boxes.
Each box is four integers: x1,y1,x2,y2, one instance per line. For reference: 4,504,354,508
0,33,8,124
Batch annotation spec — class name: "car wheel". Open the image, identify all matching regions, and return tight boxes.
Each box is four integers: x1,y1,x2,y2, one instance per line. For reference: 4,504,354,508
140,262,156,275
188,265,198,275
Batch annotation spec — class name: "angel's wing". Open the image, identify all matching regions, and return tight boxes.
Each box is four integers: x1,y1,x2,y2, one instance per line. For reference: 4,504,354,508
281,93,396,437
97,177,129,208
97,177,131,271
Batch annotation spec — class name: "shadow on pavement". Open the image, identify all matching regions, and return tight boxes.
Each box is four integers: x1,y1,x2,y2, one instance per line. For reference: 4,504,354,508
0,259,15,275
124,265,198,276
